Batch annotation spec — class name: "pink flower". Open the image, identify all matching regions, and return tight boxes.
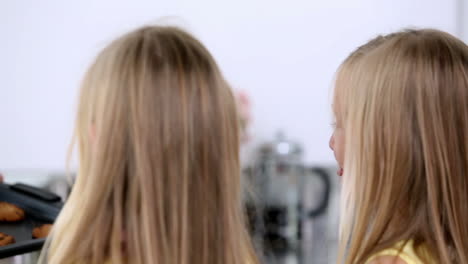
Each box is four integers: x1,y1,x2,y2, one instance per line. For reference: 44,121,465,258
235,90,252,143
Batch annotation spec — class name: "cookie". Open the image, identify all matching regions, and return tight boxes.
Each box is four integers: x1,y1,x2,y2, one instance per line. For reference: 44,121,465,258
0,202,25,222
32,224,53,239
0,232,15,246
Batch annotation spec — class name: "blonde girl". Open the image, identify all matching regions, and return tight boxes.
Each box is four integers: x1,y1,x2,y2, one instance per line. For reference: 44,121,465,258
330,29,468,263
40,25,258,264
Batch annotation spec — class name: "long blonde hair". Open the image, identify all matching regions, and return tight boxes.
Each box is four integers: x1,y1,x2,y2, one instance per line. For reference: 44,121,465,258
334,29,468,263
41,25,258,264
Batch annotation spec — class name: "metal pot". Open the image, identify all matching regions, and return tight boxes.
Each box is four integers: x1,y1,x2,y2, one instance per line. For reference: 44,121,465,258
244,132,333,264
0,252,39,264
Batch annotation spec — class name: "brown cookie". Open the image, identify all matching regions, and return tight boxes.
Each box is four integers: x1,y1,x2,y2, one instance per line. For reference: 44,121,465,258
32,224,53,239
0,232,15,246
0,202,25,222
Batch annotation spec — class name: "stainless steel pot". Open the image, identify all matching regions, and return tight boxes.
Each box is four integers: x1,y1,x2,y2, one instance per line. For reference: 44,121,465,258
0,251,39,264
245,132,336,264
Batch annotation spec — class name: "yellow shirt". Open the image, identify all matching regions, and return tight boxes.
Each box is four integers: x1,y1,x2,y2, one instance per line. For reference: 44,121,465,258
366,240,434,264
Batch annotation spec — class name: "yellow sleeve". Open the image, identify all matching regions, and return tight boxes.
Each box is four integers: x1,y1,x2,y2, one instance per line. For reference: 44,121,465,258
365,248,421,264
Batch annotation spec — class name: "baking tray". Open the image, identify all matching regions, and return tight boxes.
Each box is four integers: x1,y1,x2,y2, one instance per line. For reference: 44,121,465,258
0,183,62,259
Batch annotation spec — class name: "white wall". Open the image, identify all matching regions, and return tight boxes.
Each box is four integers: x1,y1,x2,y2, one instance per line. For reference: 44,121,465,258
0,0,458,170
460,0,468,41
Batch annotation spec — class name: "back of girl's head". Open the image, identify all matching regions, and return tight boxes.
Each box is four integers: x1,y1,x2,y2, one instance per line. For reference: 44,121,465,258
42,26,257,264
335,29,468,263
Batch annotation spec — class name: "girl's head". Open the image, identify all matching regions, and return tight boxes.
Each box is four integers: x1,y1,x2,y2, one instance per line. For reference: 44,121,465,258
332,29,468,263
330,34,393,175
44,26,257,264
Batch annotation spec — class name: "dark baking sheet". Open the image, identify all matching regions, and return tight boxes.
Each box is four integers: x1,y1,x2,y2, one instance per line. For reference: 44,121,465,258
0,183,62,259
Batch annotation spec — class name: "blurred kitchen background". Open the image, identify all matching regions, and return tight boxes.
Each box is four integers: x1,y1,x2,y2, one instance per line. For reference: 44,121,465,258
1,0,467,263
